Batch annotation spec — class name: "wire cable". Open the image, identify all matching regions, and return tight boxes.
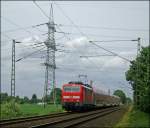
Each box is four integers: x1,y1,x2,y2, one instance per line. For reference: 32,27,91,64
55,25,103,70
89,41,131,62
90,39,138,43
58,24,149,32
2,16,34,35
16,46,46,62
33,1,49,19
54,2,134,62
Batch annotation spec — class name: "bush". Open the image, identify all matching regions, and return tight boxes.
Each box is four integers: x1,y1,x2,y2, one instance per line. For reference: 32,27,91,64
1,100,22,119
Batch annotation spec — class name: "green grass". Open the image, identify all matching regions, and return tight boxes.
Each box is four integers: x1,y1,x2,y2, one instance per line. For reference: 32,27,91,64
115,106,150,128
20,104,63,116
1,103,64,120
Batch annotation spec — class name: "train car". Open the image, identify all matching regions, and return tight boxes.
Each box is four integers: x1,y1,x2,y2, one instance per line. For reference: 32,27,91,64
61,81,120,111
94,92,120,107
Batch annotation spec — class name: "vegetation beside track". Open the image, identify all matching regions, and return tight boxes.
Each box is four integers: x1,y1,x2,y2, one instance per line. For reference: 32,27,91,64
115,105,149,128
1,102,63,120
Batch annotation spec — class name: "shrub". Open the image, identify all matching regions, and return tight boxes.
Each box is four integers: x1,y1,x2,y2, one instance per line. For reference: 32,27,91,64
1,100,22,119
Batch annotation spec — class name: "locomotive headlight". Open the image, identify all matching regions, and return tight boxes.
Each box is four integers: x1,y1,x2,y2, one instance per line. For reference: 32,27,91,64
63,96,70,99
73,96,80,99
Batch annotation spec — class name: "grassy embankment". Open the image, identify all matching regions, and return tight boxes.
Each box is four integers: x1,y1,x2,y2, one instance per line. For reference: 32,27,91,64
115,105,149,128
1,103,64,120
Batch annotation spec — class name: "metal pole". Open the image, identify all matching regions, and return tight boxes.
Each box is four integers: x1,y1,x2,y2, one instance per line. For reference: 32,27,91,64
136,37,140,108
11,40,16,98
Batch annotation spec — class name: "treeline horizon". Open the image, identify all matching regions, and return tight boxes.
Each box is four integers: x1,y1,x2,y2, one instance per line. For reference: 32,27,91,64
0,88,62,104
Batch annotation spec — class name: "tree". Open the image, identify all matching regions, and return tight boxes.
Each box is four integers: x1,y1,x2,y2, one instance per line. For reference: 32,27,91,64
31,94,37,103
113,90,126,104
0,92,8,103
126,97,132,105
15,96,20,103
23,96,30,103
125,46,150,113
54,88,62,104
49,88,62,104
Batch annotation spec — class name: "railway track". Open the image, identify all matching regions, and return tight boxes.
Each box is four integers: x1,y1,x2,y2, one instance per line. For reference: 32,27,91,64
32,107,120,128
0,112,72,128
0,107,120,128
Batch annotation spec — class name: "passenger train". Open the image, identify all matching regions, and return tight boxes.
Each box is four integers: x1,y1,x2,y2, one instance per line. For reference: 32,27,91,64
61,81,120,111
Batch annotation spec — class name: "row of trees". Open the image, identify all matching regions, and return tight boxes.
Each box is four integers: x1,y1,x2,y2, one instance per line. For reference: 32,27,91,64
0,92,40,104
113,90,132,104
1,88,132,105
0,88,62,104
126,46,150,113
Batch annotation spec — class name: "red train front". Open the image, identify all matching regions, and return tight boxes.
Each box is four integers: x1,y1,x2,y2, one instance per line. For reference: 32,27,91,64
61,81,94,111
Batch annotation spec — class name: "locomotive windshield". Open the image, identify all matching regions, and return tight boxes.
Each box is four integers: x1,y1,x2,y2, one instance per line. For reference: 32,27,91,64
64,86,80,92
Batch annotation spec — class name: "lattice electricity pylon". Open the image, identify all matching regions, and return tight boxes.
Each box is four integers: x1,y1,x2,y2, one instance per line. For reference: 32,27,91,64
44,4,56,105
11,40,16,98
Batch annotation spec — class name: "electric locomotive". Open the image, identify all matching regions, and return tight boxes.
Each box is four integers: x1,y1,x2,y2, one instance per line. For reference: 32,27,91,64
61,81,120,111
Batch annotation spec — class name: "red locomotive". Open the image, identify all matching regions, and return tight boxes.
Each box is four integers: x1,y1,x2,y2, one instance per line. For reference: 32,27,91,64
61,81,120,111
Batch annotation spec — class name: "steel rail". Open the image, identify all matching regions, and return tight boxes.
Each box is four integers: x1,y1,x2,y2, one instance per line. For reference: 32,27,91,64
32,107,120,128
63,108,120,128
0,112,70,126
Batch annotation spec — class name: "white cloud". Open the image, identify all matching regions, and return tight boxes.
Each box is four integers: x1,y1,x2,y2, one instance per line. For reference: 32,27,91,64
100,51,137,69
21,35,44,46
103,57,127,68
65,37,88,50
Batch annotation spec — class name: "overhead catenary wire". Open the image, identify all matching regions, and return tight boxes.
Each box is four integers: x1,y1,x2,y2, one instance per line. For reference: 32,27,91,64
89,41,131,62
6,2,70,62
1,16,49,46
2,16,34,36
55,25,104,70
55,31,149,40
58,24,149,32
2,24,41,33
56,22,125,71
54,2,135,63
16,46,46,62
90,39,138,43
80,54,117,58
1,29,48,48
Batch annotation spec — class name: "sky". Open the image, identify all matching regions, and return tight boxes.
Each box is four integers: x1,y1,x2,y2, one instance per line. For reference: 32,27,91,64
1,1,149,99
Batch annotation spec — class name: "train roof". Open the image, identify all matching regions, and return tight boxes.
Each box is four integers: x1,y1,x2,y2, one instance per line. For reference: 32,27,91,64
68,81,83,84
68,81,92,88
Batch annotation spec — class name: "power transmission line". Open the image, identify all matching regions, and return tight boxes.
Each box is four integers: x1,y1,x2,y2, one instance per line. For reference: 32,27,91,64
55,25,103,70
16,46,46,62
89,41,131,62
33,1,50,19
55,31,149,40
1,16,48,45
90,39,139,43
54,2,136,63
80,54,116,58
56,31,137,39
2,16,33,36
1,30,48,47
58,24,149,32
2,25,38,33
